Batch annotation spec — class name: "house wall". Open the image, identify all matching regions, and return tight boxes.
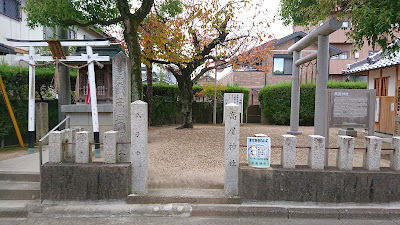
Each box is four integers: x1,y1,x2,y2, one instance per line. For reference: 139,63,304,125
0,0,105,65
368,67,397,97
295,25,381,77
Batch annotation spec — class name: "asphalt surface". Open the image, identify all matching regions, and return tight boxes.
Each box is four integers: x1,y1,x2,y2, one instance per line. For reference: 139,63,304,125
2,216,400,225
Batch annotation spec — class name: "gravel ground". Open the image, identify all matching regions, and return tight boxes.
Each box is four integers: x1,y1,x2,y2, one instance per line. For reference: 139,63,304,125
0,124,393,189
147,124,392,189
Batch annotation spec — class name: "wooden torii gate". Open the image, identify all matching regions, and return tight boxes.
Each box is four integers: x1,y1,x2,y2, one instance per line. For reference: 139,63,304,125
7,38,111,154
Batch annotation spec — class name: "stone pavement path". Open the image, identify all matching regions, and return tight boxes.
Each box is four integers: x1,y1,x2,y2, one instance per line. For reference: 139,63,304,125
1,216,400,225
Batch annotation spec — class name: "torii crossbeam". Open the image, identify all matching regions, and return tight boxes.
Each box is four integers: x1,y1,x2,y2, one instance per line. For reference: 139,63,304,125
7,38,112,155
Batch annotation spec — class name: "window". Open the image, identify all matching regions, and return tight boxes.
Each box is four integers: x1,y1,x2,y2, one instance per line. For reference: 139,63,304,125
331,51,348,59
68,28,77,40
43,26,56,40
0,0,20,20
273,54,293,75
374,77,389,96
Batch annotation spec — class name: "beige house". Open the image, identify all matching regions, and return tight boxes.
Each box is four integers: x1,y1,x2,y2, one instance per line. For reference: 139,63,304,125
344,42,400,135
294,22,380,81
216,31,342,105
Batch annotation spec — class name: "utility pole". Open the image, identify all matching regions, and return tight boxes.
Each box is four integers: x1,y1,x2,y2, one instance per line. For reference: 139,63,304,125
213,48,217,124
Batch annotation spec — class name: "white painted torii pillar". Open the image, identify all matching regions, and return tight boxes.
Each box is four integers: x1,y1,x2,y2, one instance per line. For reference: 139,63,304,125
8,39,110,155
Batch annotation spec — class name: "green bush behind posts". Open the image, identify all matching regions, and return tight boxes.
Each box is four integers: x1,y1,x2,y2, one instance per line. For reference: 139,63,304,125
144,84,249,126
258,81,367,126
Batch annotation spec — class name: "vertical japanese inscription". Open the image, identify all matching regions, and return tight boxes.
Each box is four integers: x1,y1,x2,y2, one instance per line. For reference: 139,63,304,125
113,52,131,162
224,103,240,195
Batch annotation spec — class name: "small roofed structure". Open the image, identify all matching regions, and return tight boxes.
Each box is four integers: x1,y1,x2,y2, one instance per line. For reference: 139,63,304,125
343,40,400,135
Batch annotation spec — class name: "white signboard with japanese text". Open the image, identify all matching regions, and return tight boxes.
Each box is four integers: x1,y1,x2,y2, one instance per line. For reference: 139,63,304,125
223,93,244,123
247,137,271,168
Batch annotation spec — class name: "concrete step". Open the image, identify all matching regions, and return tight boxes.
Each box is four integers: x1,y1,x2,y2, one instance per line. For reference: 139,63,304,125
0,200,34,217
127,189,241,204
0,181,40,200
0,171,40,182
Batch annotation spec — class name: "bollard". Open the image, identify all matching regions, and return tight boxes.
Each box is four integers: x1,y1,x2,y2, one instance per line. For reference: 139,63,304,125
76,131,91,163
363,136,382,171
225,103,240,196
131,100,148,194
104,131,119,164
49,130,65,163
308,135,325,170
337,136,354,170
281,135,296,169
391,137,400,171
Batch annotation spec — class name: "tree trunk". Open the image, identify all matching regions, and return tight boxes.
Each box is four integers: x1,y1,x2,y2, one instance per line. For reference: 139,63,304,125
124,22,143,102
0,137,4,149
177,72,194,128
146,64,153,125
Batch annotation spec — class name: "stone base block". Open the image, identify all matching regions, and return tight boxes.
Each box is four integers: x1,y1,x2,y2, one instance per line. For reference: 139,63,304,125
239,165,400,203
338,128,357,137
41,163,131,201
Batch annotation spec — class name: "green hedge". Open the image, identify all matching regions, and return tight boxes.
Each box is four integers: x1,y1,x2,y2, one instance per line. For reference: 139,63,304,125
258,81,367,125
143,84,250,126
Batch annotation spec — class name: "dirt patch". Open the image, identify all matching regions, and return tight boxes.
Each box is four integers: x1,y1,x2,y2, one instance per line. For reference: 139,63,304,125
148,124,392,189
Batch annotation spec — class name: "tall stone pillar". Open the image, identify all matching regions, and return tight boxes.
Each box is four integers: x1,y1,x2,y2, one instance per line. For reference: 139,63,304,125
131,100,148,194
56,27,71,130
224,103,240,196
112,52,131,162
288,50,302,135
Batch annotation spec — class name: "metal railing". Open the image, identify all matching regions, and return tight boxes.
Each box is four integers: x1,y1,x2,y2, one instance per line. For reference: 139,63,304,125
38,116,70,166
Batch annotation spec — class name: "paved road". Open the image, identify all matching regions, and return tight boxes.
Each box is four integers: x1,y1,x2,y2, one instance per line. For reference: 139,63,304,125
1,216,400,225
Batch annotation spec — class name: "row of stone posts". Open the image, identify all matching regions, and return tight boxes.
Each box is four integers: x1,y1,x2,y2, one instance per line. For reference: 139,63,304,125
48,100,149,195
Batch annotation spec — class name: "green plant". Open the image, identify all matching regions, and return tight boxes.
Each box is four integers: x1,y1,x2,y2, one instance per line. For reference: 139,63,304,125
259,81,367,125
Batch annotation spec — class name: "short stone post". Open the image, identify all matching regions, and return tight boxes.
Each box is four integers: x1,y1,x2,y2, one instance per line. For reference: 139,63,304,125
76,131,91,164
308,135,325,170
113,52,131,162
64,128,77,158
49,130,65,163
391,137,400,171
225,103,240,196
363,136,382,171
281,135,296,169
131,100,148,194
35,102,49,145
104,131,118,164
337,136,354,170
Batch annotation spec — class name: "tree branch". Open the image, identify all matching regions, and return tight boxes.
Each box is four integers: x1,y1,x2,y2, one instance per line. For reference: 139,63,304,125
60,16,123,27
133,0,155,23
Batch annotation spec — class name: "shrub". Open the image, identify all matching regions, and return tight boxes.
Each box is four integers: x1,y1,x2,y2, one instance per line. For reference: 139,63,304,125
259,81,367,125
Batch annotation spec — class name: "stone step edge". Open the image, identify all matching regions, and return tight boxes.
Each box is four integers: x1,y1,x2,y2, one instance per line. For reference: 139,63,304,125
126,194,241,204
24,202,400,219
0,172,40,182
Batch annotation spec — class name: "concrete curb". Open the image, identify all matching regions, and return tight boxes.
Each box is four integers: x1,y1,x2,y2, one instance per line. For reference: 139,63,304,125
22,201,400,219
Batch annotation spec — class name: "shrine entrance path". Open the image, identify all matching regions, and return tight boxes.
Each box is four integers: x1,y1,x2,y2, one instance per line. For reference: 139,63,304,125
148,124,392,189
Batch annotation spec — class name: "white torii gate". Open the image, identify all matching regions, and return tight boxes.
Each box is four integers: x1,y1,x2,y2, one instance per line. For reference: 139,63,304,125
7,38,111,154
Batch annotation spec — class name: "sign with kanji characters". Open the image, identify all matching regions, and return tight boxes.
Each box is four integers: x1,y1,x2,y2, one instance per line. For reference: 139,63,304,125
223,93,244,123
247,137,270,168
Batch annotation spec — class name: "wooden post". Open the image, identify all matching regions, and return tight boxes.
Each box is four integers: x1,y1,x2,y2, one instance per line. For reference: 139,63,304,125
86,46,100,158
28,46,35,154
0,73,24,147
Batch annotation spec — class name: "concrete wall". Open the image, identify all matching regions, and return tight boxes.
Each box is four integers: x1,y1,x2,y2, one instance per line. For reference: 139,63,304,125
239,165,400,203
61,104,112,142
41,163,131,200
